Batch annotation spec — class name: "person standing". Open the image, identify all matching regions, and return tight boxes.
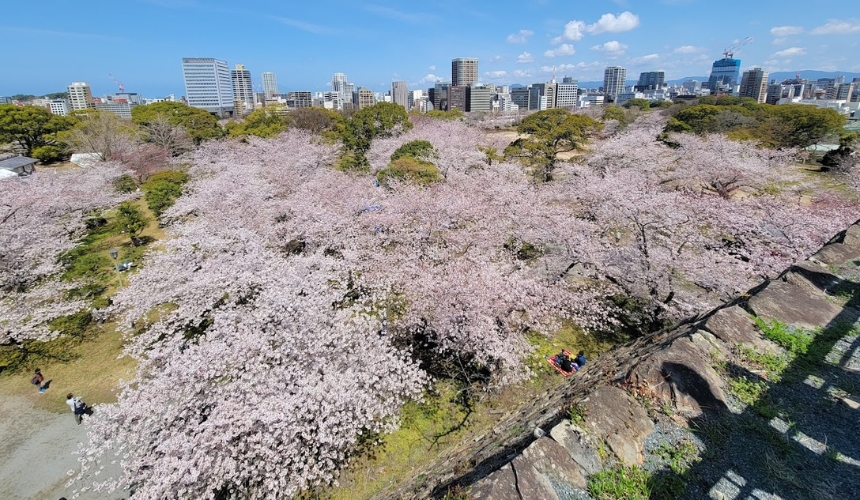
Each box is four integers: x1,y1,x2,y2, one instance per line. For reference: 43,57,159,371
66,394,85,425
31,368,46,393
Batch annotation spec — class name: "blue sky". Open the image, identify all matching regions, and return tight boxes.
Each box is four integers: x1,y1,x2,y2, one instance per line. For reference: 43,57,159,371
1,0,858,98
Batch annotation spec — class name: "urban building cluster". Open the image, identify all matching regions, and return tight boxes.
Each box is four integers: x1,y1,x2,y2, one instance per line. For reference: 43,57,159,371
2,54,859,124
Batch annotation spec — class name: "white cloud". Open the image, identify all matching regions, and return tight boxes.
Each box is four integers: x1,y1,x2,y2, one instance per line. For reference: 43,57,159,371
630,53,659,64
810,20,860,34
541,64,577,73
491,55,502,62
419,74,440,83
586,11,640,34
770,25,804,36
485,70,507,78
517,52,534,63
773,47,806,57
673,45,699,54
428,65,436,71
772,37,787,45
506,29,534,44
552,20,586,44
591,40,627,54
544,44,576,58
512,69,532,78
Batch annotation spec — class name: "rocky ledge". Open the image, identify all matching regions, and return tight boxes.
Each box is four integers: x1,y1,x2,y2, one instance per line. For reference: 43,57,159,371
380,222,860,500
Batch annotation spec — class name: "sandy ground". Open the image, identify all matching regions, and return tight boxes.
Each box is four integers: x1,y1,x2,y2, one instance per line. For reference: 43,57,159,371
0,394,126,500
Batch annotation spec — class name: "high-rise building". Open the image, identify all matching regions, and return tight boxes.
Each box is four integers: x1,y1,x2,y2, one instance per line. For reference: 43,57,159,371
67,82,94,111
556,79,579,109
739,68,768,103
452,58,478,87
448,85,468,111
635,71,665,91
331,73,351,109
231,64,254,116
286,91,312,109
510,86,530,109
429,82,450,111
707,57,741,94
391,81,409,109
836,82,854,100
603,66,627,101
466,86,492,112
261,72,278,99
182,58,234,117
354,87,375,109
766,82,783,105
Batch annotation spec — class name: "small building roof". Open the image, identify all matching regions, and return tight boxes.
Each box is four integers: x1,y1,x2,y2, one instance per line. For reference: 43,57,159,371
0,155,37,171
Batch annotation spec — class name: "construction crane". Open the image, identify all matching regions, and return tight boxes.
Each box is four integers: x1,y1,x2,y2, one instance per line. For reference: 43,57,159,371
108,74,125,93
723,36,753,59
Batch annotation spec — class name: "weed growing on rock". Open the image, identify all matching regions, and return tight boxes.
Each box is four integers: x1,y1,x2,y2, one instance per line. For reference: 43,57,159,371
588,466,651,500
568,402,587,425
752,317,813,355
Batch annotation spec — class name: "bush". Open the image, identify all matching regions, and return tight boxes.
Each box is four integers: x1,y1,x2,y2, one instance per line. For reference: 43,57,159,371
113,174,137,193
142,170,189,216
391,140,437,162
31,145,66,163
376,157,442,186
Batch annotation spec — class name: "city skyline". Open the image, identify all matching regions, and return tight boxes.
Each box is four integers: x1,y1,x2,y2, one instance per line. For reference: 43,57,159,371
1,0,859,98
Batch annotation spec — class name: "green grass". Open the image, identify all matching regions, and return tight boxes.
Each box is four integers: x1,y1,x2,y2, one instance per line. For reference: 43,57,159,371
736,346,790,382
752,317,813,355
728,376,768,406
588,466,651,500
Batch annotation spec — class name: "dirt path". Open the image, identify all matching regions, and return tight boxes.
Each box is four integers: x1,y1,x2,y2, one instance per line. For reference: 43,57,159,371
0,394,125,500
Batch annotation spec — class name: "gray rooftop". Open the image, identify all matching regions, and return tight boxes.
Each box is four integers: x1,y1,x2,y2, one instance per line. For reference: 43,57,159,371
0,156,37,170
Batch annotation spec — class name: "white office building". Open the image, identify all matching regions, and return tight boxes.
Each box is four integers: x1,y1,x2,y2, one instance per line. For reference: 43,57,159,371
556,79,579,109
67,82,94,111
391,81,409,109
48,99,70,116
182,57,234,117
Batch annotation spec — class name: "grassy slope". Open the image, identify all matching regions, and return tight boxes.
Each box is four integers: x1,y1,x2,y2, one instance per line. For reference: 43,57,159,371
0,198,163,412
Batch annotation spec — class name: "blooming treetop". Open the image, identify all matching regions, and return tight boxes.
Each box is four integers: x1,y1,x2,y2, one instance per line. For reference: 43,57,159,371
77,118,860,497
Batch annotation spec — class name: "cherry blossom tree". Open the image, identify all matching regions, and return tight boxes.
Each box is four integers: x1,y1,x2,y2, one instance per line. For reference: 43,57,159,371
0,163,132,343
74,116,860,498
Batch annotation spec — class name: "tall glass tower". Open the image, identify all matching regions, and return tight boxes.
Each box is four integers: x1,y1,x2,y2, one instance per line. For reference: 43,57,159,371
707,58,741,94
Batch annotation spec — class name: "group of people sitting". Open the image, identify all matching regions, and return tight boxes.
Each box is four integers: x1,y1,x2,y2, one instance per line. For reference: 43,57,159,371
554,350,586,373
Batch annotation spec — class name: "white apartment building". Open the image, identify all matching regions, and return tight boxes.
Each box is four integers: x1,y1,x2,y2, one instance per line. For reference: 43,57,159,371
261,72,278,99
231,64,254,116
603,66,627,102
67,82,94,111
182,58,234,117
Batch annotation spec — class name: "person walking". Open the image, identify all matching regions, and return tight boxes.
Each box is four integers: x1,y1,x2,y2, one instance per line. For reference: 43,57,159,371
66,393,87,425
31,368,47,393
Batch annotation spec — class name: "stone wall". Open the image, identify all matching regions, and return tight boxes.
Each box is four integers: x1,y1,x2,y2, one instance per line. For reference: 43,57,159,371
379,221,860,499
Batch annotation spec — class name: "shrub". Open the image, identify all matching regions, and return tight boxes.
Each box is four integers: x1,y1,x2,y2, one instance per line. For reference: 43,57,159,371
391,140,437,162
142,170,189,216
113,174,137,193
